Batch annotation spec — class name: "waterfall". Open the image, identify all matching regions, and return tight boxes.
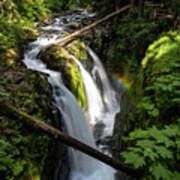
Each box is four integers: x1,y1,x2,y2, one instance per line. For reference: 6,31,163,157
87,47,120,137
23,9,118,180
73,54,119,139
71,56,104,125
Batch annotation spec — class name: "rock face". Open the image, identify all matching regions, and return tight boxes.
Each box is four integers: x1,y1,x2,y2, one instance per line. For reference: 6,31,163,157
0,59,69,179
40,40,89,110
0,22,109,179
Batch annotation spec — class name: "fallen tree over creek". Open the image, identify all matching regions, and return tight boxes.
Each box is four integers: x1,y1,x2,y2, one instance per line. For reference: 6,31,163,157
0,99,144,179
57,4,131,45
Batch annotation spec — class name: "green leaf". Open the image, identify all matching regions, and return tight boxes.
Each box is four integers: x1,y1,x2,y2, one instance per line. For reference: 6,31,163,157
150,131,169,144
172,171,180,180
162,125,179,137
154,146,173,159
0,90,10,97
150,163,171,180
128,147,142,153
176,140,180,149
136,139,156,149
143,148,159,160
12,160,26,176
128,128,150,140
121,152,146,168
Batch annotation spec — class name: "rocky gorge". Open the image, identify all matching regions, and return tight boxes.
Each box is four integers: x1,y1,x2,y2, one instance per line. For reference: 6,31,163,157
1,1,180,180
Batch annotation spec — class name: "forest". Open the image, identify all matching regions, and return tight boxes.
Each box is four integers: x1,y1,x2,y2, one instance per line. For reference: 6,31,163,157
0,0,180,180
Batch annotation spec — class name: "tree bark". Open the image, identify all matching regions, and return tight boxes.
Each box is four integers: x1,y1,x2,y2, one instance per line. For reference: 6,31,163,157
139,0,145,18
130,0,135,8
56,5,131,45
115,0,119,10
0,99,143,178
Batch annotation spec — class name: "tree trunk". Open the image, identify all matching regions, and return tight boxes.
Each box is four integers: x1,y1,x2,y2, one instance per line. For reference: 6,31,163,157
139,0,145,18
0,99,144,178
115,0,119,10
173,13,178,30
130,0,135,8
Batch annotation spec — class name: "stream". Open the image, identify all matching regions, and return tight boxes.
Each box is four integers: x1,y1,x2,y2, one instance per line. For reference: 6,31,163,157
23,9,120,180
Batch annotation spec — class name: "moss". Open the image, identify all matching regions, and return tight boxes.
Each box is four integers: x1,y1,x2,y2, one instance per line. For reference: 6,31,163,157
41,43,88,109
65,58,87,109
113,31,180,157
0,66,58,180
20,27,38,41
142,31,180,69
139,31,180,125
66,39,88,61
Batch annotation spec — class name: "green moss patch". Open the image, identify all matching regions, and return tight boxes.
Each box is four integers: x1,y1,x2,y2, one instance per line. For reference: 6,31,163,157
41,43,88,109
66,39,88,61
139,31,180,125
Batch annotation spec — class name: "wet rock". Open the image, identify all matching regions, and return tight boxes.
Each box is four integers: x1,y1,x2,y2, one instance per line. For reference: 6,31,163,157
40,42,88,110
69,21,80,29
0,63,69,179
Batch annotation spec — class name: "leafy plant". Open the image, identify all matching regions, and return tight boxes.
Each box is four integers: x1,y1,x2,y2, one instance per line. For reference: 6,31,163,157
0,138,26,179
0,90,10,97
121,120,180,180
139,31,180,125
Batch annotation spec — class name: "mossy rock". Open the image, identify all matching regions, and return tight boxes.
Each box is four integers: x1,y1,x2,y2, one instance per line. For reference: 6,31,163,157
113,31,180,156
139,31,180,125
66,39,88,61
20,27,38,41
0,48,19,67
40,43,88,109
127,31,180,127
0,65,68,180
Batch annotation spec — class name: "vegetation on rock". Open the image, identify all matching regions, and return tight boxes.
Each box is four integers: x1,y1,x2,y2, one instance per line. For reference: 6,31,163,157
117,31,180,179
1,0,180,179
40,42,88,110
0,66,58,179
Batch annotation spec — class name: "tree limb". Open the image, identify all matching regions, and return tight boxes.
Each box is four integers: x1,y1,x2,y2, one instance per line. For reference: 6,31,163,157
0,99,143,178
58,5,131,45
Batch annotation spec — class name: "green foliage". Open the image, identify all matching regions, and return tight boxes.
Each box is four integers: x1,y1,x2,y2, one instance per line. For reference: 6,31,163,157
14,0,50,21
0,69,55,179
0,116,50,180
45,0,66,12
108,7,171,74
121,120,180,179
139,31,180,125
0,139,25,178
0,0,45,57
87,0,114,16
0,90,10,97
152,0,180,15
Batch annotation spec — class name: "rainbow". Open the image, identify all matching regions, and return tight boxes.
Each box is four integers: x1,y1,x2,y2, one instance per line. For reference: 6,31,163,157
109,72,132,90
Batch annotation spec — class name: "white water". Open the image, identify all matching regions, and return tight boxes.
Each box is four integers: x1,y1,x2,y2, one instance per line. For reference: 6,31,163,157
23,9,118,180
72,55,104,125
73,53,119,138
87,47,120,137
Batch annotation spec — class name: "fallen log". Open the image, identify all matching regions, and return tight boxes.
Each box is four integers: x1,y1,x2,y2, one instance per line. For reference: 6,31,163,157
57,4,131,45
0,99,144,178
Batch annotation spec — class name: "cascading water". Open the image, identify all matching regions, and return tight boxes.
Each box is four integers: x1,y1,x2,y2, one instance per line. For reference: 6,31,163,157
71,55,104,126
23,9,119,180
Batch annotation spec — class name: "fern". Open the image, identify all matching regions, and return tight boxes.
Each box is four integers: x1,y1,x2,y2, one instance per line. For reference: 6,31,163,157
121,121,180,180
